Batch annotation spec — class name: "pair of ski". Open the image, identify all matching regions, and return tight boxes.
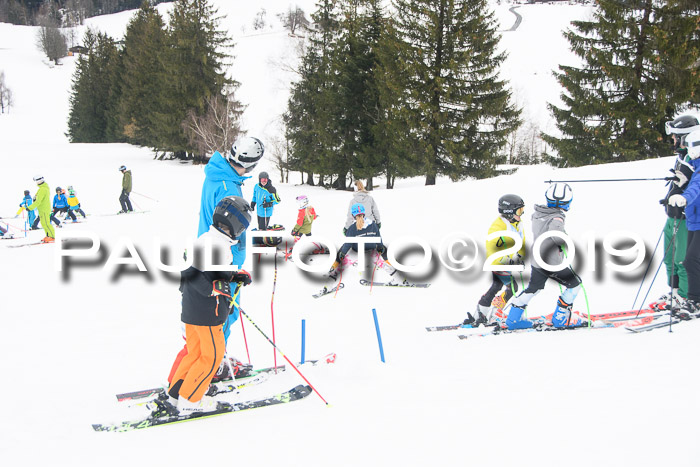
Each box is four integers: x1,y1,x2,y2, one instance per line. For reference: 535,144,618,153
426,309,659,335
624,309,700,332
93,385,312,432
313,279,431,298
95,356,336,431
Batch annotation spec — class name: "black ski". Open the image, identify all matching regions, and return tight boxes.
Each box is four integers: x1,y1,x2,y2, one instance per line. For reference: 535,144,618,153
625,317,682,333
359,279,430,288
425,324,462,332
313,282,344,298
117,372,270,403
6,240,52,248
94,385,312,432
115,356,333,402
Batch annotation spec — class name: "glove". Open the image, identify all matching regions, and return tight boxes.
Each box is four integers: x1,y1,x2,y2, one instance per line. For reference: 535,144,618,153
377,222,381,229
291,228,300,236
673,169,689,187
499,253,523,266
231,270,252,286
343,227,347,235
250,201,256,210
668,194,687,207
262,201,273,208
211,280,231,297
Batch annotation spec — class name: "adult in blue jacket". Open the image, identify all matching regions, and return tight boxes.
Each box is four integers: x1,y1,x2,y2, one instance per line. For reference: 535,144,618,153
668,128,700,317
250,171,280,230
196,136,263,344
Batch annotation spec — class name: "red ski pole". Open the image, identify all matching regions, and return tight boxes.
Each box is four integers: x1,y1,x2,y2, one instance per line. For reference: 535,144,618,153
239,307,330,406
271,253,278,369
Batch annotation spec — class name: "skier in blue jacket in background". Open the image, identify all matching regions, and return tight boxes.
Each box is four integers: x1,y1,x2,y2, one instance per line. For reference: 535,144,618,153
250,171,280,230
668,128,700,319
50,187,69,227
19,190,37,229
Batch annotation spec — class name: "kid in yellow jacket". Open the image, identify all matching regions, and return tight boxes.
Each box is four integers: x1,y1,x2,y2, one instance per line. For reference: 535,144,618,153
463,194,526,327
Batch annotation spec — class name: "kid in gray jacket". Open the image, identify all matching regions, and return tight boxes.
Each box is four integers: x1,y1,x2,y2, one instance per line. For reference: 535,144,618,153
506,183,587,329
344,180,381,232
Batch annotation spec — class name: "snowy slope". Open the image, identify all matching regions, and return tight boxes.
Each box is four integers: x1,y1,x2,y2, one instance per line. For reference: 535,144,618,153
1,2,698,467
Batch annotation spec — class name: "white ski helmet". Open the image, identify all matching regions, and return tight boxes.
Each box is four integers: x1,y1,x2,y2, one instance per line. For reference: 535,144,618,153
33,175,44,184
685,129,700,160
229,136,264,172
545,183,573,211
296,195,309,209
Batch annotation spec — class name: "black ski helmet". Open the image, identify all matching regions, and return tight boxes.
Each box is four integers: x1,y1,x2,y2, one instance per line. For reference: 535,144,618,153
498,194,525,221
259,171,269,180
212,196,252,240
665,115,700,135
24,190,30,196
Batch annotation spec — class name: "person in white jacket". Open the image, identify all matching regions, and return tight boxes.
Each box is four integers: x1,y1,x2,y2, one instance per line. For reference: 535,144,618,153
344,180,381,234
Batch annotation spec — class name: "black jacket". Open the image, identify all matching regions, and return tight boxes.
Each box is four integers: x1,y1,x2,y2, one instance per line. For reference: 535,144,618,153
179,267,232,326
665,151,695,220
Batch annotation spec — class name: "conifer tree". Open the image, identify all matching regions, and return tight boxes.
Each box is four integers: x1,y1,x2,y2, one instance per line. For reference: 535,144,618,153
158,0,233,156
543,0,700,166
388,0,520,185
330,0,386,189
285,0,340,185
118,1,169,147
67,29,121,142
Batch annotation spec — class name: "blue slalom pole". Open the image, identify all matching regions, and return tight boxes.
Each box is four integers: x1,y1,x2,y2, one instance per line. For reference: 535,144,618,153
300,319,306,364
372,308,385,363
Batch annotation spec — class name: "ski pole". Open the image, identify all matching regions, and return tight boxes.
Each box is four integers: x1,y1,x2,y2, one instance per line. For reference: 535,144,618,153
131,191,160,202
240,310,251,364
667,220,679,332
238,307,330,405
631,227,663,310
545,178,670,183
271,253,278,370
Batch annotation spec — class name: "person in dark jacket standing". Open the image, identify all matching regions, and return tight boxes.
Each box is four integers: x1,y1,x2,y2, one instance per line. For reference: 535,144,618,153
119,165,133,213
250,171,280,230
651,115,699,312
167,196,253,414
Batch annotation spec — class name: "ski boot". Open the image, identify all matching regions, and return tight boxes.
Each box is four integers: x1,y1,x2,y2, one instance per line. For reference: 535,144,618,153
328,261,340,280
147,394,180,418
674,299,700,321
505,305,535,330
650,289,679,311
551,297,588,328
463,305,489,327
211,357,253,383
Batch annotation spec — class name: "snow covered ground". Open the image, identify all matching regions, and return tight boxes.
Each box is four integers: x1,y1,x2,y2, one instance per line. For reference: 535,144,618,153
0,2,698,466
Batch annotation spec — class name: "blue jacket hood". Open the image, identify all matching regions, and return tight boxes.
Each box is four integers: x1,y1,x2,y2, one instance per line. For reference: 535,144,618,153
198,151,251,267
204,151,250,184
